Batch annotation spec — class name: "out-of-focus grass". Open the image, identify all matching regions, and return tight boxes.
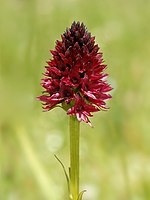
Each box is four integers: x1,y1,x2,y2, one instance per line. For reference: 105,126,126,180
0,0,150,199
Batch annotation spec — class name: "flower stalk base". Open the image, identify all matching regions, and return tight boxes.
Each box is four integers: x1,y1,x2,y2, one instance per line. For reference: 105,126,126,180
70,116,80,200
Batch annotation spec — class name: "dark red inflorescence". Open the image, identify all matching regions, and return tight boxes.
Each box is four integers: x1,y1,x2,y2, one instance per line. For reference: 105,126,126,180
38,21,112,126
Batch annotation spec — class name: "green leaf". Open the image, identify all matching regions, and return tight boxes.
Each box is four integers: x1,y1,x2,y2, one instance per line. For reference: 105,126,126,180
54,155,70,194
77,190,86,200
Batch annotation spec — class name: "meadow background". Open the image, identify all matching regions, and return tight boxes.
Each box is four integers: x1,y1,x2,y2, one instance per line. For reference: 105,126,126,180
1,0,150,199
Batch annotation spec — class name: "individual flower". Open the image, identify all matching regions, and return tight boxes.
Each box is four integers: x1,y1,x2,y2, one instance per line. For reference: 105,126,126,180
37,21,112,125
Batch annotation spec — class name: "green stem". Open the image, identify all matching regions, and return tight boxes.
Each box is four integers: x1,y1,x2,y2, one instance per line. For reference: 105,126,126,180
70,116,80,200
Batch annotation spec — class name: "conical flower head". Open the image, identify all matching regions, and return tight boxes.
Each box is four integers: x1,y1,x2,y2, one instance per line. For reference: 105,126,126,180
38,21,112,126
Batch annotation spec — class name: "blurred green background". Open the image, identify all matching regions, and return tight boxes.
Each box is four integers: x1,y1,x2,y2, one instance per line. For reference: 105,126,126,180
0,0,150,199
